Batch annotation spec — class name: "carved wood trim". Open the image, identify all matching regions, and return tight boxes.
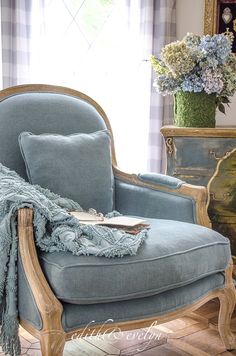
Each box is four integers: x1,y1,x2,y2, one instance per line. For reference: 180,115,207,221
113,166,211,228
218,260,236,350
206,147,236,208
165,137,175,156
18,208,66,355
161,126,236,138
204,0,218,35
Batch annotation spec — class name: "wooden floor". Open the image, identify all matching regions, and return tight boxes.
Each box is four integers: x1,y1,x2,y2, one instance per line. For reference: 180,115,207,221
1,300,236,355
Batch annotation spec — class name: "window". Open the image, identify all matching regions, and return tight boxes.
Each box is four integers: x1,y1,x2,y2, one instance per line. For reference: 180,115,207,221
30,0,151,172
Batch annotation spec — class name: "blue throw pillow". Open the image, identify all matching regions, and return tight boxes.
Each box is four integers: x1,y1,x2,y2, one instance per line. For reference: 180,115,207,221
18,130,114,213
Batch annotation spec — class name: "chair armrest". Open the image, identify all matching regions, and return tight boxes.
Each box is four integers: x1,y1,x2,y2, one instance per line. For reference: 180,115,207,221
113,167,211,228
18,208,64,335
137,173,183,189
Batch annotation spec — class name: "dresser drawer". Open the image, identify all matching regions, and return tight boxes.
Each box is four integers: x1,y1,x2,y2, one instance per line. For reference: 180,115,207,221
171,170,211,186
167,137,236,172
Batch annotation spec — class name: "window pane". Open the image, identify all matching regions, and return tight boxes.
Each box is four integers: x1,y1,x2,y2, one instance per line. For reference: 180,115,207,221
30,0,150,172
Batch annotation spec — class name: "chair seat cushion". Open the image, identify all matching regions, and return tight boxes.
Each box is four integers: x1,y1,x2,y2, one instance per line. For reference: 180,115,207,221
39,218,230,304
62,273,225,332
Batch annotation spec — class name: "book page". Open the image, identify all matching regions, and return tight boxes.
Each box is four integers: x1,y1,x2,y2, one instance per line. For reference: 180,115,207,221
70,211,147,227
70,211,104,222
98,216,146,227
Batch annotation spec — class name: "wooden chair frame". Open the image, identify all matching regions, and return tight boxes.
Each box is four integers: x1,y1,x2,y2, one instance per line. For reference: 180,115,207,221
0,84,234,355
18,205,236,355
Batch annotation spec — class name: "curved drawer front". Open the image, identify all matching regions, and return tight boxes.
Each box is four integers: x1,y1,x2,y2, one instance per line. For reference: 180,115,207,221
166,137,236,186
169,170,212,186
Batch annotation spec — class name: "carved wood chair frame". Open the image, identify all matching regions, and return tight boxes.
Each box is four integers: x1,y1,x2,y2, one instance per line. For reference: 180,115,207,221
0,85,235,355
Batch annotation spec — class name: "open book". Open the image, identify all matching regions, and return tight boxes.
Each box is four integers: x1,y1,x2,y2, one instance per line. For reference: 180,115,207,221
70,211,149,234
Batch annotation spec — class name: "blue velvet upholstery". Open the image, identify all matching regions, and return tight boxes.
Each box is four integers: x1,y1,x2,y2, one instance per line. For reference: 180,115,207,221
39,217,230,304
138,173,184,189
19,130,114,213
0,92,106,180
18,255,42,330
115,179,196,223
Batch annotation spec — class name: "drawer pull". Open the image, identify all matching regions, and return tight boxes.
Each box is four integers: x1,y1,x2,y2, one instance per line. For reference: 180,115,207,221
209,149,231,160
210,192,231,201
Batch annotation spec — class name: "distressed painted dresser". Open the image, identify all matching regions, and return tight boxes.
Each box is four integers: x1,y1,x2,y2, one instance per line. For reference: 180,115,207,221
161,126,236,262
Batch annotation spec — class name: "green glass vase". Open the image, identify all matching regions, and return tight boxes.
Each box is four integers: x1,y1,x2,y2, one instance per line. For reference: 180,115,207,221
174,91,217,128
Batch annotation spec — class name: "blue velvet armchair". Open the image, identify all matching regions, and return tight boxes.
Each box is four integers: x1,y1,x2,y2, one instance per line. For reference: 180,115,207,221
0,84,235,355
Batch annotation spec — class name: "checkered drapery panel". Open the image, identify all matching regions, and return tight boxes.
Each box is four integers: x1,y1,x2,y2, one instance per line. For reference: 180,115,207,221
1,0,32,88
145,0,176,172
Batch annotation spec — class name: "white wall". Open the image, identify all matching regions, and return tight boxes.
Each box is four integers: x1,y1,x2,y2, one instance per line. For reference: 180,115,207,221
176,0,236,126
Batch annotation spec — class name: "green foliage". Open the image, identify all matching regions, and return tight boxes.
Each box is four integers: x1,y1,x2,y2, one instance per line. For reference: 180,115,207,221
149,55,168,75
174,91,216,127
216,96,231,115
218,103,226,114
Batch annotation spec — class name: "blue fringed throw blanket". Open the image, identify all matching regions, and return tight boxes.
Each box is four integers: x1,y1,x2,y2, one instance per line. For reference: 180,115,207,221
0,164,147,356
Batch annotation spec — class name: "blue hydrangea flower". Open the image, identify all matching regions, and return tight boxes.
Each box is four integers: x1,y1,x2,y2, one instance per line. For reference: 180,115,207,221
183,33,201,48
198,34,231,65
201,68,224,94
200,57,219,69
181,73,203,92
150,33,235,101
154,75,179,95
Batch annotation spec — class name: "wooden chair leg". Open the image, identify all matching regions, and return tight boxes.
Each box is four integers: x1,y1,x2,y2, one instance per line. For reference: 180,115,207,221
40,331,65,356
218,262,236,351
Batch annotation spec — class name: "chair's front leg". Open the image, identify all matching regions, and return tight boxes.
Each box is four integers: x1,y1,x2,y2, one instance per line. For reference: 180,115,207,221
40,331,65,356
218,260,236,350
18,208,66,356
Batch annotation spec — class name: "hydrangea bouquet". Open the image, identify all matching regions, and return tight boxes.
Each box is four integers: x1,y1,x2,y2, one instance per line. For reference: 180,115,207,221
151,33,236,127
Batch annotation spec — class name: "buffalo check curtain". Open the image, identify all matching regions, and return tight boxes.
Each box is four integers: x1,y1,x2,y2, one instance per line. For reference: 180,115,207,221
145,0,176,172
1,0,32,88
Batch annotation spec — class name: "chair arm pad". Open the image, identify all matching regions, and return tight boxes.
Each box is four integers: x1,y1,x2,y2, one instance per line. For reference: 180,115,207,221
137,173,184,189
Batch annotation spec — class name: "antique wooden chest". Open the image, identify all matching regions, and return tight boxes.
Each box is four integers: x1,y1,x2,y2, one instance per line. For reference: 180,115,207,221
161,126,236,260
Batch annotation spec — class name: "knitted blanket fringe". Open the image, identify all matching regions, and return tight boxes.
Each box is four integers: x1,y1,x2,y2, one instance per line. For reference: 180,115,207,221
0,164,147,356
